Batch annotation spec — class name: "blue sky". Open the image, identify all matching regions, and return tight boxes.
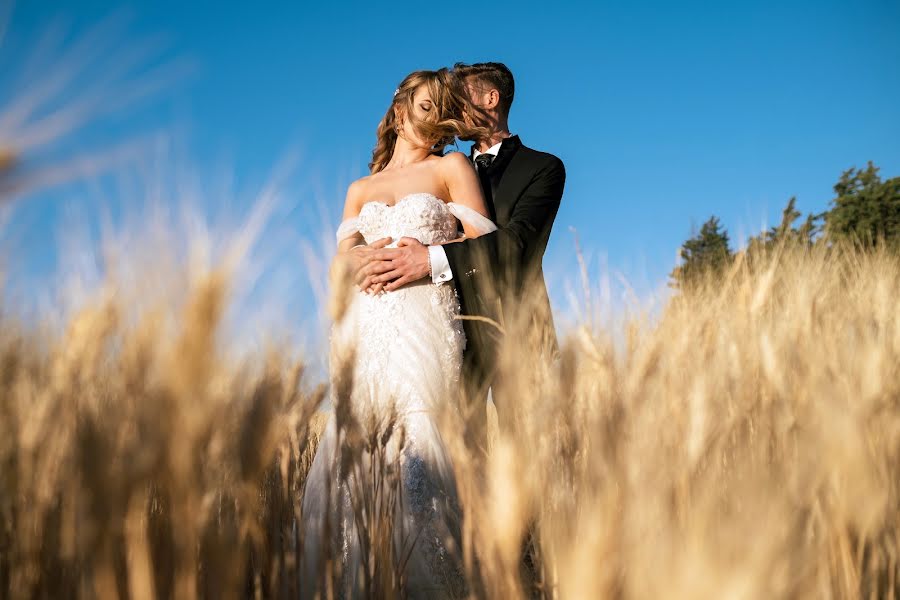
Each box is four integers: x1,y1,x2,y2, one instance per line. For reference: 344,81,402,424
4,0,900,338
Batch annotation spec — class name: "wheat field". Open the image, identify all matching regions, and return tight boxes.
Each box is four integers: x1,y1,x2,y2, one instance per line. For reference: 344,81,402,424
2,27,900,598
2,181,899,599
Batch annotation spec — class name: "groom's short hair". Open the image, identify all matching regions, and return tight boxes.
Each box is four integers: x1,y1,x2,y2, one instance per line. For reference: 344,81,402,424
453,62,515,116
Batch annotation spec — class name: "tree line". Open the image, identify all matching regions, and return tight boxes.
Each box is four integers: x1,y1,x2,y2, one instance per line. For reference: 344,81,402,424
671,161,900,288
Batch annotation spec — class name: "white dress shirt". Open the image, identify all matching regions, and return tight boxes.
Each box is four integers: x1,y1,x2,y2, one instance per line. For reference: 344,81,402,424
428,139,506,284
472,140,504,162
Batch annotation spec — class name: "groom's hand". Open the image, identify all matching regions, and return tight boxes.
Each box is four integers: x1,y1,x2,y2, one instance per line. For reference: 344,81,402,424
360,237,430,292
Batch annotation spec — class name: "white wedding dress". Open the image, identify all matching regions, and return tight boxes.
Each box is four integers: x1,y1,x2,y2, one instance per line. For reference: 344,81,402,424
300,193,497,599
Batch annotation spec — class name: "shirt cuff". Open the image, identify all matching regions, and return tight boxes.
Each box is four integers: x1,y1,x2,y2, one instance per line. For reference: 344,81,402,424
428,245,453,284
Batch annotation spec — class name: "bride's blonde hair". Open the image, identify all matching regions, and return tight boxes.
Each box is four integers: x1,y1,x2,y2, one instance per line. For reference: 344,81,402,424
369,68,487,174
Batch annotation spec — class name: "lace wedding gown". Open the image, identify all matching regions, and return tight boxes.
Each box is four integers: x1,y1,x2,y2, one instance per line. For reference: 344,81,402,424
300,193,497,599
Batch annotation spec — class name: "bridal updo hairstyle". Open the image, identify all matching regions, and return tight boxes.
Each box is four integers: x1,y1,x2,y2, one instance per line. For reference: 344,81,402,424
369,68,486,174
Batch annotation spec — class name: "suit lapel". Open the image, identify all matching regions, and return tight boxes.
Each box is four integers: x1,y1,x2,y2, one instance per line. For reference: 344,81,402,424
469,135,526,226
492,148,527,225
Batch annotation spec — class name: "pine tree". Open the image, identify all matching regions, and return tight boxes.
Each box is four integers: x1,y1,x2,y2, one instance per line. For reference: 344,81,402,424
825,162,900,248
746,197,823,255
670,216,733,289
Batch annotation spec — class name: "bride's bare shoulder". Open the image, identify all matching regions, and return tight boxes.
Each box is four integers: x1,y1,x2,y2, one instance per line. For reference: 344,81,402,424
438,151,476,189
439,151,473,170
348,173,374,192
343,175,373,216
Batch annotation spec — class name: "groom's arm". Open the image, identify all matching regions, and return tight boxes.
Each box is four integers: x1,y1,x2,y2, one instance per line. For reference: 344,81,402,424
428,246,454,283
444,155,566,293
359,154,565,292
359,151,491,292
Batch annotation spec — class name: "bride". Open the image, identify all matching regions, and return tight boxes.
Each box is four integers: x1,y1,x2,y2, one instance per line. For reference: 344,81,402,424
300,68,496,598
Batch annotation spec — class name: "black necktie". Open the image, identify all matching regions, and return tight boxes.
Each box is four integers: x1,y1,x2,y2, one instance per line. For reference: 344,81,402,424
474,153,495,171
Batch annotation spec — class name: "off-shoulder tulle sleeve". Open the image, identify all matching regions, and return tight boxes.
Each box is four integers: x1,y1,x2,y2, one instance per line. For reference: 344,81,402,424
336,217,360,244
447,203,498,236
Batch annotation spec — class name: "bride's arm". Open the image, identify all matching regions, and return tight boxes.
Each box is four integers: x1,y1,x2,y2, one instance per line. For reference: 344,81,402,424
334,179,390,285
440,152,494,240
336,180,365,252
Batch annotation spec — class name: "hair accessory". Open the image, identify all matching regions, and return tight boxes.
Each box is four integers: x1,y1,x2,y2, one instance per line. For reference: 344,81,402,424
394,88,400,97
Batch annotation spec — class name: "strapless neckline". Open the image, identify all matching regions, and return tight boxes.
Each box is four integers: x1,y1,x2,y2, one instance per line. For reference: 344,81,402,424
363,192,449,210
336,192,496,247
354,192,458,247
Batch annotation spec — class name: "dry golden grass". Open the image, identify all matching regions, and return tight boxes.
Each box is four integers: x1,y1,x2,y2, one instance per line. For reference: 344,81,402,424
2,29,899,595
2,220,900,599
466,242,900,599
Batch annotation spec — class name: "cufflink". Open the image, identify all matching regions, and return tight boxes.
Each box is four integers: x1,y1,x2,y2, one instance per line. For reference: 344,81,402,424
439,274,449,280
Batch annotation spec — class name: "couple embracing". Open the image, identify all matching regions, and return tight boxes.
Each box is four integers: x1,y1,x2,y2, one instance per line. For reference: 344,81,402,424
301,62,566,598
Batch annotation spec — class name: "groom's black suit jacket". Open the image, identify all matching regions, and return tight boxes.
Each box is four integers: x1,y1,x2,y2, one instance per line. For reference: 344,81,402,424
444,135,566,403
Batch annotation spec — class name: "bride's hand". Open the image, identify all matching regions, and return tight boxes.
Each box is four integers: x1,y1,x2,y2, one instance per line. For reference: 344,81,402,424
337,237,391,287
360,237,430,293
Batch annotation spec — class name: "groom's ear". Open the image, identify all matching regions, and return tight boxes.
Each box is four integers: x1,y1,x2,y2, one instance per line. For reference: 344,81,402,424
485,88,501,111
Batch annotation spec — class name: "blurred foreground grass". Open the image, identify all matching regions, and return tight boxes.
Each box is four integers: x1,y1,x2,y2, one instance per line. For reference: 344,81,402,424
2,25,899,596
2,213,899,598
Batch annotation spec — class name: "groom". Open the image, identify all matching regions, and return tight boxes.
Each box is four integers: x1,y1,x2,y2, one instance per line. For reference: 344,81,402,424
361,62,566,445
